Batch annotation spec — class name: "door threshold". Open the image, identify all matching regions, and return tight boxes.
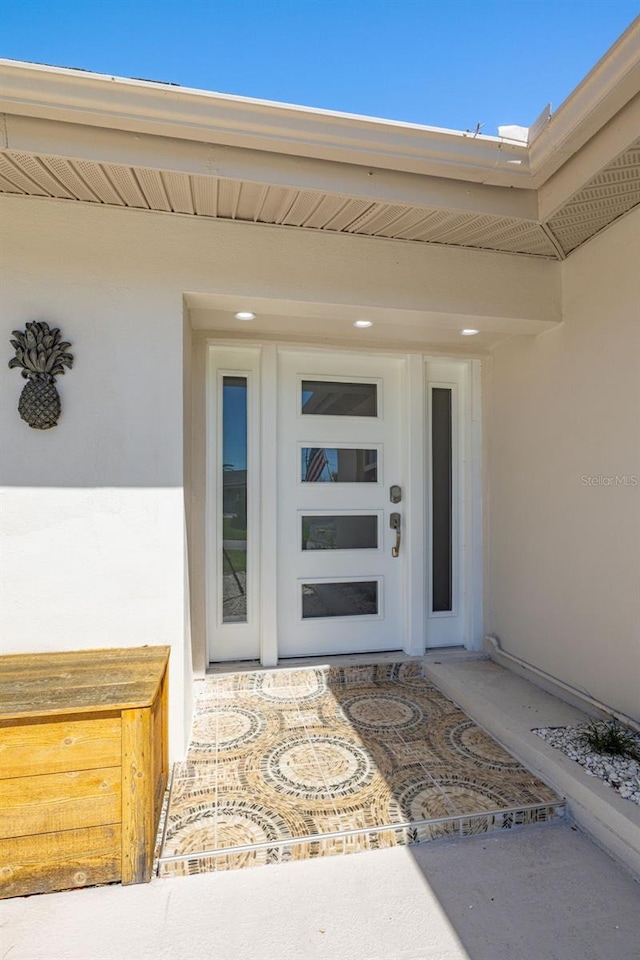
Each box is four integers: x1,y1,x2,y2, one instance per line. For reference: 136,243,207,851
206,646,482,676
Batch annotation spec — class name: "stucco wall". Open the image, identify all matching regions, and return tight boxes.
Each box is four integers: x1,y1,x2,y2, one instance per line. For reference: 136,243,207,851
487,208,640,720
1,193,561,755
1,200,190,757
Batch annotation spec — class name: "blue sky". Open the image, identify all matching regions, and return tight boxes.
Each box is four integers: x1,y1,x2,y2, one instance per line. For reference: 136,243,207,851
2,1,638,134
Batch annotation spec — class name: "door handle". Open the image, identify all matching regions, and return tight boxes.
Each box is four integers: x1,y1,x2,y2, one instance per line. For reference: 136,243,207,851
390,512,401,558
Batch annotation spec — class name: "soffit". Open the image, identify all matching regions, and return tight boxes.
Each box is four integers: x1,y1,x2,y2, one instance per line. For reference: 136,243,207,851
2,143,638,259
0,150,560,257
545,137,640,254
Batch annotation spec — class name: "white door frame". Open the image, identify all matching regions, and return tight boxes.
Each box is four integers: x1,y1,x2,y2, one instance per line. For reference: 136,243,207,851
205,340,482,664
205,345,263,663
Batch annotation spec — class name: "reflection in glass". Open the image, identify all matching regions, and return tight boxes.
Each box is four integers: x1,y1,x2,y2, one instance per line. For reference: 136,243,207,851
432,387,452,612
302,581,378,618
301,448,378,483
222,376,248,622
301,380,377,417
302,515,378,550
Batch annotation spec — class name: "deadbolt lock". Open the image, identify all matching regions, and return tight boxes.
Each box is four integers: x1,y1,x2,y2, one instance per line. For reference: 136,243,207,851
390,485,402,504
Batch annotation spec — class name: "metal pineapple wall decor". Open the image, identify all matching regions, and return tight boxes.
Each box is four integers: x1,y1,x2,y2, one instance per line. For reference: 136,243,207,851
8,322,74,429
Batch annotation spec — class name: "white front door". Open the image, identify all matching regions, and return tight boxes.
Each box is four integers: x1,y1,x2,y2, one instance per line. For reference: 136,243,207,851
207,343,479,664
277,350,404,657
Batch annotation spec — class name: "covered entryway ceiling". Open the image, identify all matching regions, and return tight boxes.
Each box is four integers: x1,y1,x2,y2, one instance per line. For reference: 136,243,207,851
1,22,639,260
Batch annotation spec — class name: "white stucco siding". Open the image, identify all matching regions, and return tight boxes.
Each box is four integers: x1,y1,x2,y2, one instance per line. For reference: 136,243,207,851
1,193,561,756
1,198,189,754
488,208,640,721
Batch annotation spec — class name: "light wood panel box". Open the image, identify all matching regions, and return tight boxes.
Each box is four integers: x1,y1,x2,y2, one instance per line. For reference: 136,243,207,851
0,646,169,898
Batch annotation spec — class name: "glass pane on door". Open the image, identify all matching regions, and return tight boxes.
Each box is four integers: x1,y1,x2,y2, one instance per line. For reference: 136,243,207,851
432,387,453,612
301,380,377,416
300,447,378,482
301,580,379,619
301,514,378,550
222,376,248,622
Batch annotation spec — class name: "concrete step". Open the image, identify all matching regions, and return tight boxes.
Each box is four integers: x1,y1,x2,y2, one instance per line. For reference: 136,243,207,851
424,657,640,880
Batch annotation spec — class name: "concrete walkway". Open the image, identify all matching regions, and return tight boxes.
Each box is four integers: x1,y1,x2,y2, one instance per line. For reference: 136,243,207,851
1,823,638,960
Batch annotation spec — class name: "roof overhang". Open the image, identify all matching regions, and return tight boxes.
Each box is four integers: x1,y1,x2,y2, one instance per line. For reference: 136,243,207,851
0,59,531,186
0,18,638,260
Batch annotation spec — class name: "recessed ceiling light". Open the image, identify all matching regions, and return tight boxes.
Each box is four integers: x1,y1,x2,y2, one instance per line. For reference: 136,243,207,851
353,320,373,328
461,328,480,336
234,311,256,321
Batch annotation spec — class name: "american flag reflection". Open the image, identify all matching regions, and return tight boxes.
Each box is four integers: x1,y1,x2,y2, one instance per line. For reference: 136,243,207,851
304,447,330,482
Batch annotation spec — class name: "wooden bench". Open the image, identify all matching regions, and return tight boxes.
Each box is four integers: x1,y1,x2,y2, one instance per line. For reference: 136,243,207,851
0,646,169,898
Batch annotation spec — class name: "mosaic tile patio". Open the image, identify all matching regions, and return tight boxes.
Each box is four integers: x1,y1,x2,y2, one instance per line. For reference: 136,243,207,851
158,664,564,877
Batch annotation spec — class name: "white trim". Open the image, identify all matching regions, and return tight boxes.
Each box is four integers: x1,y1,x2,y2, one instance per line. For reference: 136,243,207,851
466,360,484,651
424,359,474,648
259,344,278,667
403,354,426,656
214,368,255,629
206,346,261,662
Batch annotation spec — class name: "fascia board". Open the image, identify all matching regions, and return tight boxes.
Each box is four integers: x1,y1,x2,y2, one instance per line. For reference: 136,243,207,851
528,17,640,187
537,93,640,221
0,59,530,186
2,114,539,221
0,18,637,200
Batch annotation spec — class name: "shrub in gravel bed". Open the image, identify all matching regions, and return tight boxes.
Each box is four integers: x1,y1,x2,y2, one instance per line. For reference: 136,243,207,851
533,721,640,806
582,718,639,760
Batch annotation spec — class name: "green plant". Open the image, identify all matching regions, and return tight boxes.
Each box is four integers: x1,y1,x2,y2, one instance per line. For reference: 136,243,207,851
580,719,639,760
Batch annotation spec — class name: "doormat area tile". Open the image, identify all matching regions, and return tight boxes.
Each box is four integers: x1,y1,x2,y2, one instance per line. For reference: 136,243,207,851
158,666,564,877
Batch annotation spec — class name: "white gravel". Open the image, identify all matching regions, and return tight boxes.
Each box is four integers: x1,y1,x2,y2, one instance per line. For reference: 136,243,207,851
533,722,640,805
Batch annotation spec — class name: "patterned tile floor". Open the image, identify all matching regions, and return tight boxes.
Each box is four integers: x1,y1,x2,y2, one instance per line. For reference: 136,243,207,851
158,664,564,877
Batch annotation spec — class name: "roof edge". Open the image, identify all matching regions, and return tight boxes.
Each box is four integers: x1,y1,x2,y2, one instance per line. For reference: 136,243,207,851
0,19,638,189
528,17,640,184
0,58,530,186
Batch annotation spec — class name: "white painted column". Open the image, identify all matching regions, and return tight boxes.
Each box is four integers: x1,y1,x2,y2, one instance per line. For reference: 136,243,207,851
466,359,484,650
260,344,279,666
403,354,427,656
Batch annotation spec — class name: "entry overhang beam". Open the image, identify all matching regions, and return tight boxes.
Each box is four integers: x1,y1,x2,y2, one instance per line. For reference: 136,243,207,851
1,114,539,221
187,295,560,336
